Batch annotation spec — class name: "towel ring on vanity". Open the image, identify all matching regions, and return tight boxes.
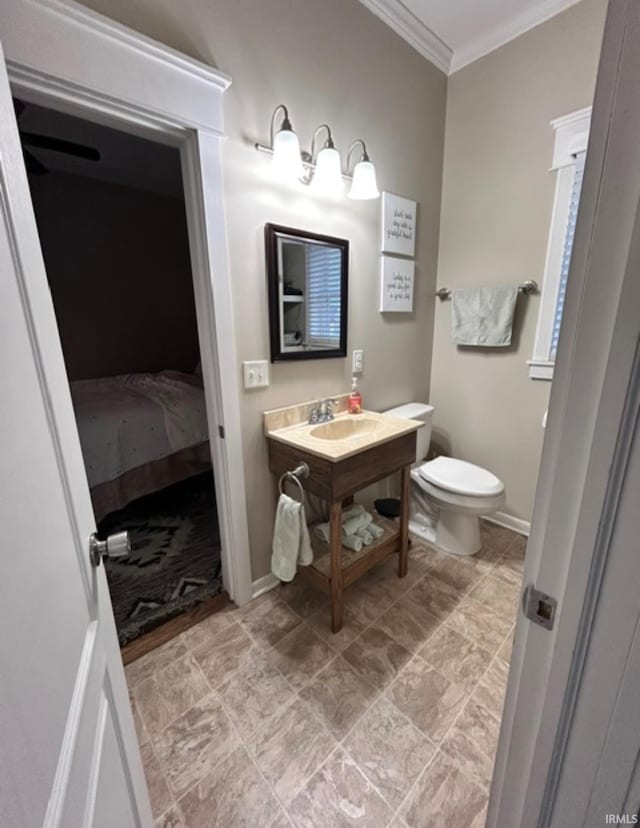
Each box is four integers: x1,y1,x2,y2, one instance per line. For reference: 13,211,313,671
278,462,310,504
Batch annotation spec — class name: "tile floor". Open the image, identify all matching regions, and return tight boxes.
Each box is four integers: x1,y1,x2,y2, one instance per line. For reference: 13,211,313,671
126,520,525,828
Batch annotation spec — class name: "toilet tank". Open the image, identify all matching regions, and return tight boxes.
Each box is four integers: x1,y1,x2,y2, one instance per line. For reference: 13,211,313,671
383,402,434,463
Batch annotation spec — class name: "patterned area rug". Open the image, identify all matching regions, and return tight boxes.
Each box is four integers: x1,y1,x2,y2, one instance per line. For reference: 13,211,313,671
99,472,222,645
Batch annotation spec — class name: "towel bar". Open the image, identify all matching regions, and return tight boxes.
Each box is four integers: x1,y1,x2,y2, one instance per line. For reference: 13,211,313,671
278,462,310,503
436,279,538,300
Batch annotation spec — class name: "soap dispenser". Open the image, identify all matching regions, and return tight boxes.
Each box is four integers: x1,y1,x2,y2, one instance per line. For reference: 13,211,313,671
349,375,362,414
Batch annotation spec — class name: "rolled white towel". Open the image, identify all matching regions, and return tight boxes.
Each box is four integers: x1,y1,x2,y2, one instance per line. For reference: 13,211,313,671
356,527,373,546
342,503,366,521
315,508,376,546
342,511,372,537
343,533,363,553
368,522,384,539
314,523,330,544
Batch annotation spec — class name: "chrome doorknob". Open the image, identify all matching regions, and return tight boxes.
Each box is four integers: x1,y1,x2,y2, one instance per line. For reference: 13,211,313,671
90,531,131,567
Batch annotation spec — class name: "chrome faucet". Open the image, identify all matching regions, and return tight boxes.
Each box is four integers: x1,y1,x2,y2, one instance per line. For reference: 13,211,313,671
309,398,338,424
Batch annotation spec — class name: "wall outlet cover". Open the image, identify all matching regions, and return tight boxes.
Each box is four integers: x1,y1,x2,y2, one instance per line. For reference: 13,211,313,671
352,349,364,374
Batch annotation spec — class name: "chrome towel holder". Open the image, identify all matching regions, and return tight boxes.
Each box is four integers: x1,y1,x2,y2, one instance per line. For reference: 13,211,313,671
278,462,310,504
435,279,538,300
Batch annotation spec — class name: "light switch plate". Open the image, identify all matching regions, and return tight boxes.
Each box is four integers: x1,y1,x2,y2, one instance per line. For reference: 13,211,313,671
352,349,364,374
242,360,269,389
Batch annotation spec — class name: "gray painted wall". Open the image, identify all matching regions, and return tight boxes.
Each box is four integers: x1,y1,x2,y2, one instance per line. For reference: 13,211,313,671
430,0,606,523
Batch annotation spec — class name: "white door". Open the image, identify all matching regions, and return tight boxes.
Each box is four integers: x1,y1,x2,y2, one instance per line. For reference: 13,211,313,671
0,44,152,828
490,1,640,825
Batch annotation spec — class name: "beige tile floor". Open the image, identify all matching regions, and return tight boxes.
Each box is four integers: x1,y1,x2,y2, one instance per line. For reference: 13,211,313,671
126,521,525,828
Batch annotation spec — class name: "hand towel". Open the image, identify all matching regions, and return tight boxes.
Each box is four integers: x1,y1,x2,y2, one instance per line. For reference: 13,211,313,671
451,285,518,346
314,508,374,545
342,534,363,553
367,521,384,539
356,527,373,546
314,522,331,544
342,511,373,537
271,493,313,583
314,524,365,553
342,503,366,521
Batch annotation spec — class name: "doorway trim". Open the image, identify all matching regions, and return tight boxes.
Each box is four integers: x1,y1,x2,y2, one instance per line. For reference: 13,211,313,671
0,0,253,606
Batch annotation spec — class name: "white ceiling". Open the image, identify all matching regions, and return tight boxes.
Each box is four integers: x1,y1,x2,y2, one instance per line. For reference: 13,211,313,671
359,0,581,74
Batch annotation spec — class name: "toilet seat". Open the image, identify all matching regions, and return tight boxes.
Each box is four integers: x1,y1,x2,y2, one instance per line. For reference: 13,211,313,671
418,457,504,497
411,468,505,515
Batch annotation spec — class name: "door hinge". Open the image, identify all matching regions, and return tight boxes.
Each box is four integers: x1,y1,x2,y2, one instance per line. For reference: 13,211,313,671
523,585,557,631
218,425,225,439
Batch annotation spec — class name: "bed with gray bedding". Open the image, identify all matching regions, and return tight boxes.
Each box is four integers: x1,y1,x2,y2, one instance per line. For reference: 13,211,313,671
71,370,211,521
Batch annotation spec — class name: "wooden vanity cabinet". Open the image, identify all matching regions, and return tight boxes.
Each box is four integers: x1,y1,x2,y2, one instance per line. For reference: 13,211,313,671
267,430,416,632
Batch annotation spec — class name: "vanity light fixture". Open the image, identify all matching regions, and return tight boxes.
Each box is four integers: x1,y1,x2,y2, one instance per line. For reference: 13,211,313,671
346,139,380,200
255,105,380,199
270,104,304,182
309,124,343,194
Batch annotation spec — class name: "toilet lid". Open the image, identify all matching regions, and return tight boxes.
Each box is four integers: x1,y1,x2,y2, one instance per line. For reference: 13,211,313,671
418,457,504,497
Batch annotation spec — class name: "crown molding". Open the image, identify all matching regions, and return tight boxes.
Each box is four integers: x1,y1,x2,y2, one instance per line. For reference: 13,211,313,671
15,0,232,91
449,0,582,73
358,0,452,74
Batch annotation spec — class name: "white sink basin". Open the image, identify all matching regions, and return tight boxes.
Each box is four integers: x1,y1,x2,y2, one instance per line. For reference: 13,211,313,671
310,417,381,441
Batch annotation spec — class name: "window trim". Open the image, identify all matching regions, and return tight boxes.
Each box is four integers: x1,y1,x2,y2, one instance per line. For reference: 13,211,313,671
528,107,591,380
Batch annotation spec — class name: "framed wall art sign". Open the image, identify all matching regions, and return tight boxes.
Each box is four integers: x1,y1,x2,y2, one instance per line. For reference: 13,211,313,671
380,256,415,312
381,192,417,257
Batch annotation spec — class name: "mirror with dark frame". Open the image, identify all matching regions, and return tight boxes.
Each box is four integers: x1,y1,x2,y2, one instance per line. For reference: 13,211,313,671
265,223,349,362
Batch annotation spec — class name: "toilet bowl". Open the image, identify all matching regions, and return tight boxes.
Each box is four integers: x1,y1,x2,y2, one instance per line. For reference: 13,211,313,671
383,402,505,556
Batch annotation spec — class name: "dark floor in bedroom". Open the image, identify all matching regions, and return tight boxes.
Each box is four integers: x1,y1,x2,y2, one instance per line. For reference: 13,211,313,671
99,472,222,645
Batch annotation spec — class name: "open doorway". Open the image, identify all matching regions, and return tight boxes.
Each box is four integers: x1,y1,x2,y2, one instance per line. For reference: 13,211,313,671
17,97,227,649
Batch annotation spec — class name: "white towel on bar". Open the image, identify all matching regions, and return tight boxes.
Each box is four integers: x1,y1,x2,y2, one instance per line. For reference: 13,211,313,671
271,493,313,583
451,285,518,346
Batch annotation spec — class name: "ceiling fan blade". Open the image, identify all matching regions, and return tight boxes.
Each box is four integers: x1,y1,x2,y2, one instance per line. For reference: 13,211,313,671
23,148,48,176
20,131,101,161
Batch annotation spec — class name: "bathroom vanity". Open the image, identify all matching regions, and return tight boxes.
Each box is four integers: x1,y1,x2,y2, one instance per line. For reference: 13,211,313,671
265,399,421,632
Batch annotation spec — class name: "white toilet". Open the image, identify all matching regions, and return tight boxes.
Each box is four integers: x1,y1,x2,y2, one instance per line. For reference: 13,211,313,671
383,402,505,556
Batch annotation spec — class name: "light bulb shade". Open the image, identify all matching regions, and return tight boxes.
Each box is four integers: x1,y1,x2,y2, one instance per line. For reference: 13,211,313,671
312,146,343,193
272,128,304,181
348,159,380,200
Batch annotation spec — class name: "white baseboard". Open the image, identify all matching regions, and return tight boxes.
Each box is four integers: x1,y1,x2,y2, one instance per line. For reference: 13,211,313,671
484,511,531,537
252,572,280,599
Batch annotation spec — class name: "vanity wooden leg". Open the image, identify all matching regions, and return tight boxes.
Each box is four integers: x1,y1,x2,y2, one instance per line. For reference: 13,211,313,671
399,464,410,578
329,500,344,632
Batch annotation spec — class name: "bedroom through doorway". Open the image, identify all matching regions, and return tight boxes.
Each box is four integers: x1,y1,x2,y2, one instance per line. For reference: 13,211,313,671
17,96,227,650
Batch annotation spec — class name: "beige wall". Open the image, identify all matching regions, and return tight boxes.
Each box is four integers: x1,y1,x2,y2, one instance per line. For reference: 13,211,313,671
430,0,606,524
75,0,447,579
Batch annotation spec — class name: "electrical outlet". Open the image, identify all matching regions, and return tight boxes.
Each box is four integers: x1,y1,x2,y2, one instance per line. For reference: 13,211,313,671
352,349,364,374
242,360,269,389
